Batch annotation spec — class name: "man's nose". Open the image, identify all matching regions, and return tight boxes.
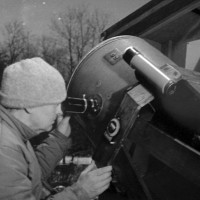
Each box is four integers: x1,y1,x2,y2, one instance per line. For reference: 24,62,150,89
57,104,63,115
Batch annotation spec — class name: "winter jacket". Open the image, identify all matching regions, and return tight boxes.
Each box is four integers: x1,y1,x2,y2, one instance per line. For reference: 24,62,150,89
0,105,89,200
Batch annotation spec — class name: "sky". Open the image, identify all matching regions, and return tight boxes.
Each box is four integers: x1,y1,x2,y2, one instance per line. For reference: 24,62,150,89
0,0,150,39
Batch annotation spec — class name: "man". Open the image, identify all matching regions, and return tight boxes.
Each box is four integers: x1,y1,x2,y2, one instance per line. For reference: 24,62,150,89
0,57,112,200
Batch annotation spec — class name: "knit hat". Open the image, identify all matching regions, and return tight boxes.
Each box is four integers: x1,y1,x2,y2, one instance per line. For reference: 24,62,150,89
0,57,67,108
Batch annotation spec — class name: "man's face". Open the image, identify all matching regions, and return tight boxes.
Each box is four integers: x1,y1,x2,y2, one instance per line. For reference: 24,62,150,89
29,104,62,133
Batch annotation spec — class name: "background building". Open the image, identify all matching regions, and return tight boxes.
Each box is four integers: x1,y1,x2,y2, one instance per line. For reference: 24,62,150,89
102,0,200,72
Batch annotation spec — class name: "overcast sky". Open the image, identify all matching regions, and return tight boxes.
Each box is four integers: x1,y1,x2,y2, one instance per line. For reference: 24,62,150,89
0,0,150,39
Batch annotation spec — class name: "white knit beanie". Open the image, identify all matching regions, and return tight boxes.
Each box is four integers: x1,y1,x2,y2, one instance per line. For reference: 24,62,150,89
0,57,67,108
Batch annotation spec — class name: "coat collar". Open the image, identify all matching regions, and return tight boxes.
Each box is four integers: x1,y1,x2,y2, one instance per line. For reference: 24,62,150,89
0,105,36,142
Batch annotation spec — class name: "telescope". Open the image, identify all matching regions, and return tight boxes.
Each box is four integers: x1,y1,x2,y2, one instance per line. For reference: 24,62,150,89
59,35,200,200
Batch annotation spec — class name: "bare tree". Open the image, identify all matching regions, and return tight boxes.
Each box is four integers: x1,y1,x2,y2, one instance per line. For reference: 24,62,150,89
87,9,110,47
38,35,58,65
0,47,9,81
37,35,71,81
50,4,110,75
0,6,110,82
1,20,38,65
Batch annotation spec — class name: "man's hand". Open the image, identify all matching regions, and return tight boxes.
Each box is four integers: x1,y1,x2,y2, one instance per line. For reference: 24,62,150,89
56,115,71,137
77,162,112,199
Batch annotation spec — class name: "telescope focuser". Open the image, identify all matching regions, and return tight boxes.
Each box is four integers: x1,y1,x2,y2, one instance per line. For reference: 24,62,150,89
63,95,102,115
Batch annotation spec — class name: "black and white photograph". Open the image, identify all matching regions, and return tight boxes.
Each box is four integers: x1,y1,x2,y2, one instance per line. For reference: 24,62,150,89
0,0,200,200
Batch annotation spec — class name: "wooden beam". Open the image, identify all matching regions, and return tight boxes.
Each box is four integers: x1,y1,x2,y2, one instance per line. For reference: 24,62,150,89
102,0,200,39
